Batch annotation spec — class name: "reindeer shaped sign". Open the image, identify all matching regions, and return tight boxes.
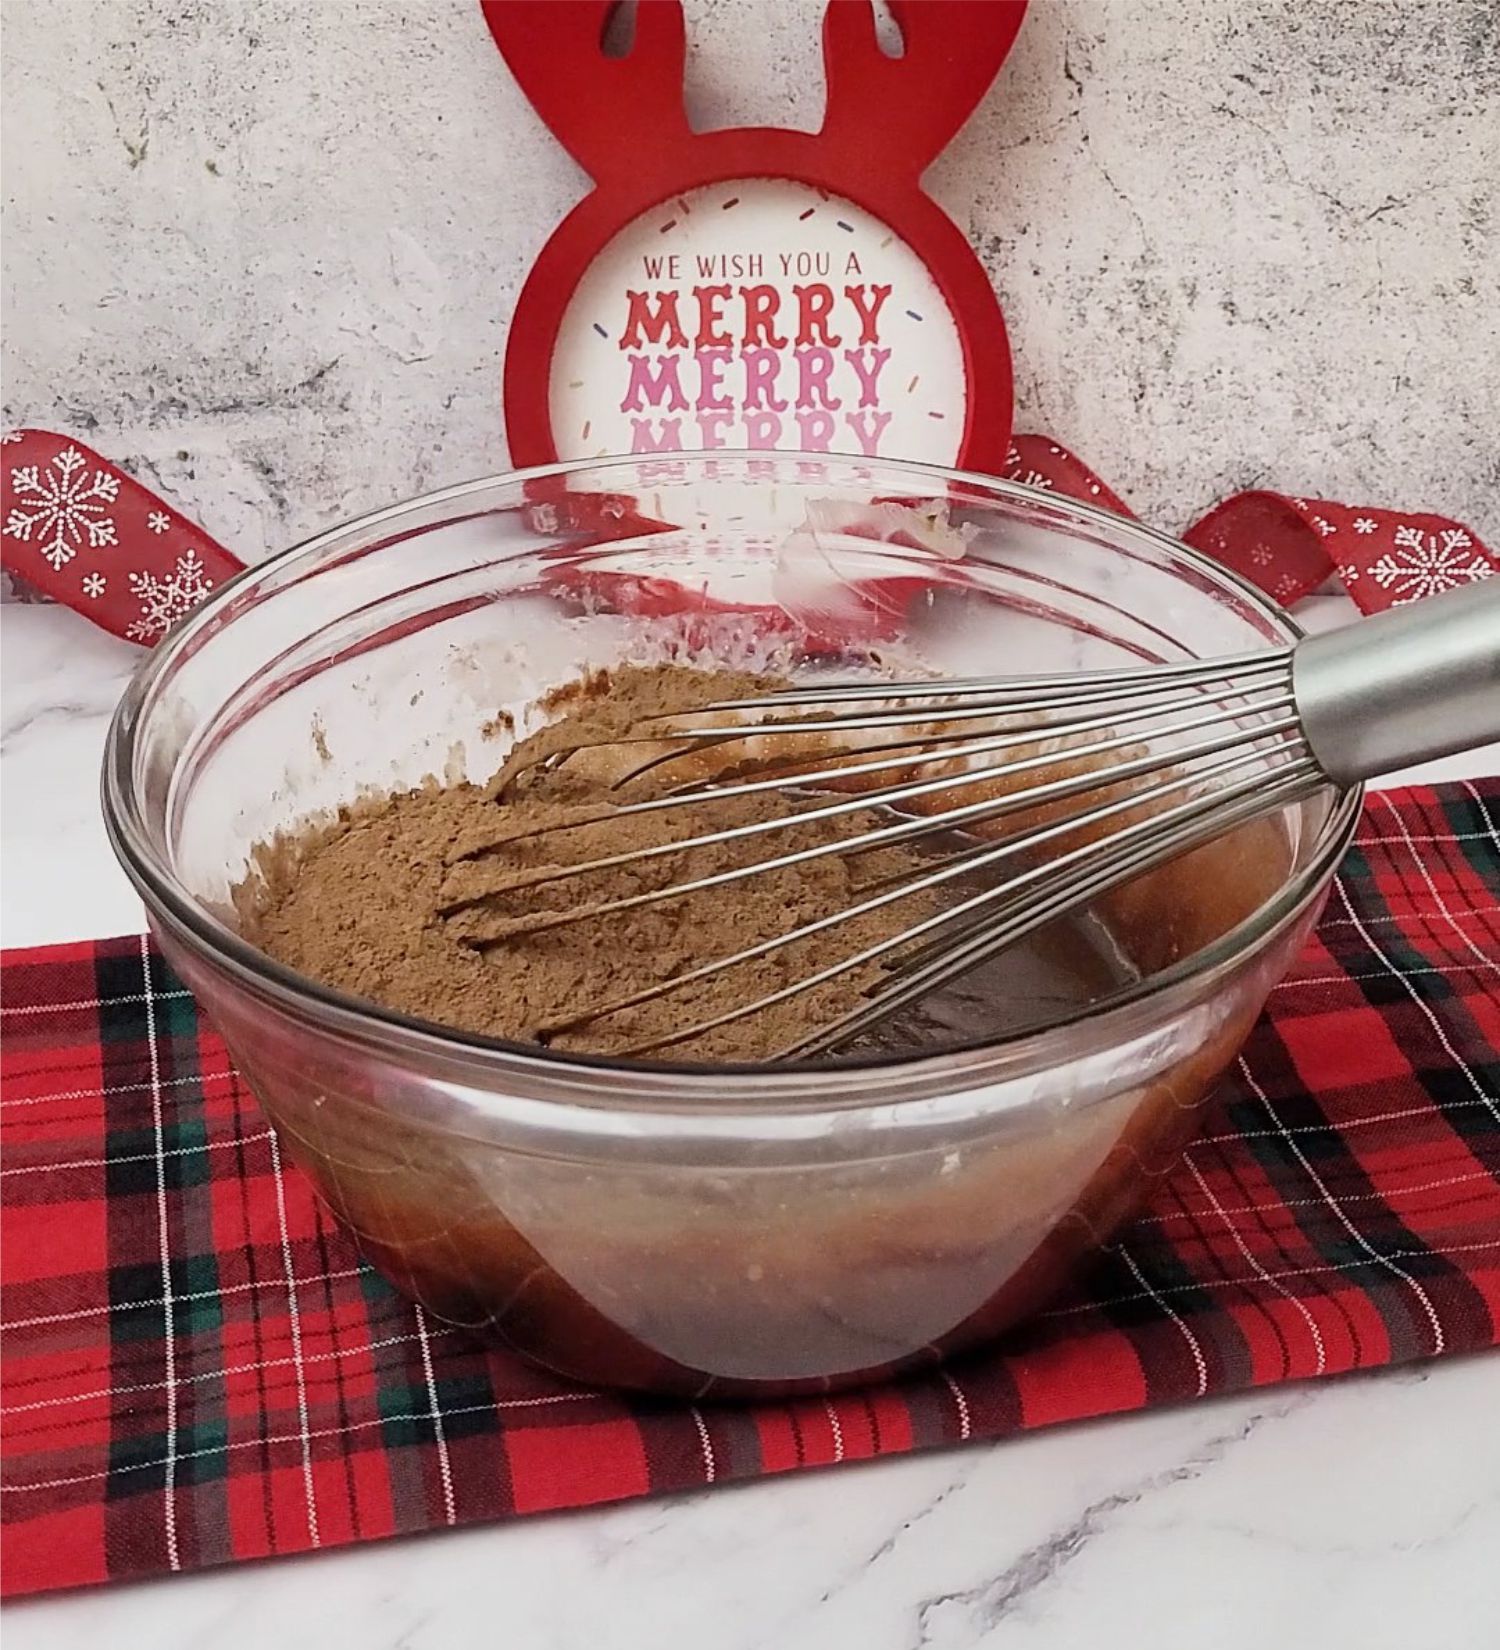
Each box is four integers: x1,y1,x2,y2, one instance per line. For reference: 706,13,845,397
5,0,1494,646
483,0,1028,471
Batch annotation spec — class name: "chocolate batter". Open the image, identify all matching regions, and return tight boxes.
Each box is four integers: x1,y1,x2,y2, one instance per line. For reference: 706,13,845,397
237,664,1131,1062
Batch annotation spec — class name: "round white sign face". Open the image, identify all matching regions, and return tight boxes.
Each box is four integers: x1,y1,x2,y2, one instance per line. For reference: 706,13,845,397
549,176,968,466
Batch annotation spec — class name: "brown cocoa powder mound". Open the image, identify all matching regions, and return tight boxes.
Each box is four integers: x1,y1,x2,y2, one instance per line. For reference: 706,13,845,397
238,664,958,1062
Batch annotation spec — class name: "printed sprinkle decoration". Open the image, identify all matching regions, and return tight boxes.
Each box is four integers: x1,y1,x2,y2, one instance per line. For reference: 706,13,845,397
0,430,244,644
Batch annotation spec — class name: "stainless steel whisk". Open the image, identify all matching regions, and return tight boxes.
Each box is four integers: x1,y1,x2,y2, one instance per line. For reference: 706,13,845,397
463,580,1500,1062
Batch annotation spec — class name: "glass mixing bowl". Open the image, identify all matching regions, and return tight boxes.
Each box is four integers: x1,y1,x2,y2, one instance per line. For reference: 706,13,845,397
103,453,1361,1397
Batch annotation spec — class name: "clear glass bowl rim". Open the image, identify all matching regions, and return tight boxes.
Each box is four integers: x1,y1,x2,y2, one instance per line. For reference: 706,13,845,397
101,450,1364,1115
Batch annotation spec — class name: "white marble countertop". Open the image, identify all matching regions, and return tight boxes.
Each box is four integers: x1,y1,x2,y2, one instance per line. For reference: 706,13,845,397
4,598,1498,1649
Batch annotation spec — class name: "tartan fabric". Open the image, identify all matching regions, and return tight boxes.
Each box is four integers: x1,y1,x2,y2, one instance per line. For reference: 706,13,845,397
3,783,1498,1598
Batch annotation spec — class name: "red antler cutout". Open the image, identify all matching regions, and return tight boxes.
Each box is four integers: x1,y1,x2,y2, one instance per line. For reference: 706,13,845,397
486,0,1026,472
479,0,689,181
821,0,1029,173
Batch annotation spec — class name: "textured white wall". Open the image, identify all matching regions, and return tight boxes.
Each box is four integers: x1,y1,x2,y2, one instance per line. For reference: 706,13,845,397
2,0,1495,569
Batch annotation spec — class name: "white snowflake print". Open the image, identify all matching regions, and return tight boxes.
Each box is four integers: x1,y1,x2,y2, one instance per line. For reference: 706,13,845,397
1369,525,1492,605
1338,563,1360,584
81,572,107,599
1289,496,1310,510
1274,573,1299,599
1312,515,1335,537
1016,469,1054,490
1005,444,1022,469
4,446,120,571
1251,546,1273,567
146,511,170,534
2,430,23,444
1353,517,1377,535
126,547,213,641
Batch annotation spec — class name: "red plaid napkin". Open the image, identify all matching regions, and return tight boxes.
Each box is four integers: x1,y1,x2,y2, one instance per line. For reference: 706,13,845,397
3,783,1499,1598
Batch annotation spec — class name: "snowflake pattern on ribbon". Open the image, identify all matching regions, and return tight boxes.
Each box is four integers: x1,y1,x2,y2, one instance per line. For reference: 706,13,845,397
1001,439,1497,618
1369,526,1494,605
126,548,215,642
0,430,244,642
3,447,120,571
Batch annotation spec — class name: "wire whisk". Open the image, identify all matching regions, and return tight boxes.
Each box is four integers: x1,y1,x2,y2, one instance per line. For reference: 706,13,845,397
444,580,1500,1062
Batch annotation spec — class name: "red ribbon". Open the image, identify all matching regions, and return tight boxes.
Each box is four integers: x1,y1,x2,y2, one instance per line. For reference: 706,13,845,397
2,426,1493,645
0,432,243,643
1004,434,1497,615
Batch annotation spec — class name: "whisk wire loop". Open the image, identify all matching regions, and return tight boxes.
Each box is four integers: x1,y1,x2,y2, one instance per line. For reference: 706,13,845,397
610,751,1317,1058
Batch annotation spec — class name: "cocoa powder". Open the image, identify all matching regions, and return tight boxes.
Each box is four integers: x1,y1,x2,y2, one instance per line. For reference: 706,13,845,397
237,664,962,1061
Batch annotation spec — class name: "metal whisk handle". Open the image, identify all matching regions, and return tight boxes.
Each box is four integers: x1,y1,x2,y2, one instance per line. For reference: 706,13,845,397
1293,578,1500,786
